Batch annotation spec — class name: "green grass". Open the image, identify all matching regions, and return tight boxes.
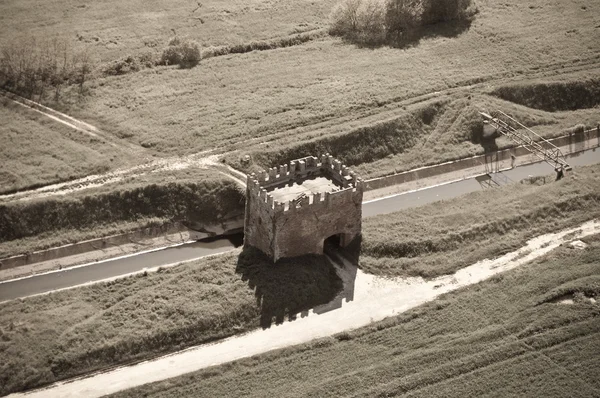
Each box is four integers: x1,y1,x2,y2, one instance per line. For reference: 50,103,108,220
359,164,600,278
110,234,600,398
0,249,342,396
0,100,127,194
0,171,245,258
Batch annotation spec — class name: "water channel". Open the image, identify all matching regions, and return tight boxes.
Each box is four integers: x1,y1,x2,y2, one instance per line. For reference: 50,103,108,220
1,147,598,302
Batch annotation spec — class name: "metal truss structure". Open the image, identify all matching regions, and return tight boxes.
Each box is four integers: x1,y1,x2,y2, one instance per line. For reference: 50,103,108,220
480,110,571,171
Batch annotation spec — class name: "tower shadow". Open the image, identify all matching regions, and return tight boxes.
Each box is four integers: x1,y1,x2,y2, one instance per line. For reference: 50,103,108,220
235,239,360,329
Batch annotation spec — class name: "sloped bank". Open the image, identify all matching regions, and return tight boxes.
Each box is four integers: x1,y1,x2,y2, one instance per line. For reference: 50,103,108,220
492,78,600,112
0,171,245,261
365,127,600,190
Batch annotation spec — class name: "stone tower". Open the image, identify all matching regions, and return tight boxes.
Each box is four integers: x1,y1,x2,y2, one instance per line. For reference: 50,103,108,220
244,154,363,262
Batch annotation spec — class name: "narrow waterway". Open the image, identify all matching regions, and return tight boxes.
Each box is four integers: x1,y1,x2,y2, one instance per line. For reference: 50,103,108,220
9,219,600,398
363,146,599,217
0,237,241,301
1,147,598,302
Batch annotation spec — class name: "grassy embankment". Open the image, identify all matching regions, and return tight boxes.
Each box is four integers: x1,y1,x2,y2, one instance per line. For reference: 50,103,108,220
60,0,598,179
112,234,600,398
228,82,600,180
2,164,600,395
0,100,128,194
0,249,342,396
360,164,600,278
3,0,599,190
0,170,244,259
61,1,598,148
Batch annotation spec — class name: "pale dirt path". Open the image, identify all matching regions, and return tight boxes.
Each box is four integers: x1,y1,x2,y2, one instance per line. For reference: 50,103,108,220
0,152,232,203
1,89,102,140
11,219,600,398
0,90,245,202
3,55,598,203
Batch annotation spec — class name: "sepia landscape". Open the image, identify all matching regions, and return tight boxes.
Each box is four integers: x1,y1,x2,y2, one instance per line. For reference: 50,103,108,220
1,0,599,397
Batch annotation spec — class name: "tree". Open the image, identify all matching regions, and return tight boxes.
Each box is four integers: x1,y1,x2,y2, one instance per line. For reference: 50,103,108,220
0,36,94,100
161,37,201,68
386,0,422,43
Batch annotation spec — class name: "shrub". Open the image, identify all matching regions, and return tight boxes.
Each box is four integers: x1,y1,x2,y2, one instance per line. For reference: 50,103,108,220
330,0,477,45
160,37,201,68
330,0,387,45
564,123,587,135
103,52,158,76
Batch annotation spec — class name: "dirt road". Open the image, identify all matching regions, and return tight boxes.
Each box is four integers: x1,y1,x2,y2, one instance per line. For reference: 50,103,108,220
11,219,599,398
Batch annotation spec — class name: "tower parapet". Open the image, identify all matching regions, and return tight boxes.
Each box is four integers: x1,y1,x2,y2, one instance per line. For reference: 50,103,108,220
244,154,363,262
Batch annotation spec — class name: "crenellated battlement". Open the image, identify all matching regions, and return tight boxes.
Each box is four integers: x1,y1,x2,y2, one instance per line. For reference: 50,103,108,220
246,154,364,215
244,154,363,262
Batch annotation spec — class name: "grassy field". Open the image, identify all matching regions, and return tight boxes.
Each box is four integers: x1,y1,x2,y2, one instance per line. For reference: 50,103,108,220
60,0,598,176
0,170,244,258
0,100,129,194
111,233,600,398
2,0,599,192
0,0,335,62
2,165,600,395
359,164,600,277
0,249,342,396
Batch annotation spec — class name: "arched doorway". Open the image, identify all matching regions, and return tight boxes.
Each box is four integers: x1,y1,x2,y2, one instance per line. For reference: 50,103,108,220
324,233,342,248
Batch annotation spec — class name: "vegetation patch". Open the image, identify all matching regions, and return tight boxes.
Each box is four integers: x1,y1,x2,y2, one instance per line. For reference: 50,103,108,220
0,171,244,257
0,36,93,99
110,233,600,398
0,101,122,194
330,0,478,46
0,250,342,396
202,29,327,59
538,274,600,305
492,78,600,112
159,37,201,68
230,101,447,173
359,164,600,278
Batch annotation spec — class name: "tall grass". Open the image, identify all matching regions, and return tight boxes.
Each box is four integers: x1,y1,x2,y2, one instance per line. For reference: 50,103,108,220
0,101,120,194
3,165,600,395
110,233,600,398
0,177,244,243
492,79,600,112
359,165,600,278
202,29,327,59
228,101,445,173
0,250,342,395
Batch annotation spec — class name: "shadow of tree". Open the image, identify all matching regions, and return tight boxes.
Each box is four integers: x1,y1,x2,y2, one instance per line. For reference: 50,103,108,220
236,247,344,329
346,19,473,50
392,19,473,49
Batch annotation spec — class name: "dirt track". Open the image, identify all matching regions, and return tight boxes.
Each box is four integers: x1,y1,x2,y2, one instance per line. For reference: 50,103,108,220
10,219,599,398
2,54,599,204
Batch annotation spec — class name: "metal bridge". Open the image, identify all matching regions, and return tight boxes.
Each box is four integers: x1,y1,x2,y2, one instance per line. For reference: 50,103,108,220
480,110,571,171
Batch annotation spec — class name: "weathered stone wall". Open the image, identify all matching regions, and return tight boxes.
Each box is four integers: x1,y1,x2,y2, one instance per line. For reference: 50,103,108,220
272,188,362,260
244,155,363,262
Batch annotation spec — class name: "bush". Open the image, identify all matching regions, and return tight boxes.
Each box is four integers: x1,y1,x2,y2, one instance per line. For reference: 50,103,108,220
330,0,387,45
160,37,201,68
103,52,158,76
330,0,477,45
